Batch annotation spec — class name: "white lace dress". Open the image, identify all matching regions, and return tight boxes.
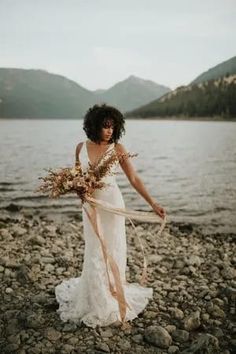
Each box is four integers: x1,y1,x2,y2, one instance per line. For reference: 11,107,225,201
55,140,153,328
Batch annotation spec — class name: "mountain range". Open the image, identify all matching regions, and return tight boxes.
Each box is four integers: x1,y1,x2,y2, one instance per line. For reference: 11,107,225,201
0,69,170,118
0,55,235,119
94,75,170,112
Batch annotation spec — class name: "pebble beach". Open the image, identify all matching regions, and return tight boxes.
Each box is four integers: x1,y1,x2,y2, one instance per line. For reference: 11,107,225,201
0,208,235,354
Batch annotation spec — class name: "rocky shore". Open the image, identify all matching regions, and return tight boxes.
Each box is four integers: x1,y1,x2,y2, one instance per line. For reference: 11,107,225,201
0,209,235,354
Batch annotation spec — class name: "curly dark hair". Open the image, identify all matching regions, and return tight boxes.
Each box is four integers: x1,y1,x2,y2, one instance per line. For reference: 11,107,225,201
83,103,125,144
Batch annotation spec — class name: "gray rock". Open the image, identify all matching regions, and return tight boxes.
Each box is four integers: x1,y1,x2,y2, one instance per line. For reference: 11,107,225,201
16,264,31,284
165,325,177,334
62,344,75,353
100,328,113,338
67,336,79,345
212,297,224,307
184,310,201,331
5,287,13,293
5,319,19,335
95,342,110,352
62,323,77,332
44,225,58,234
27,235,45,246
168,345,180,353
221,266,236,280
201,313,210,322
26,314,45,329
174,259,185,269
208,304,226,319
211,327,224,338
230,338,236,350
0,228,13,240
31,293,48,304
221,286,236,300
118,339,131,350
7,333,21,345
5,260,21,269
44,263,55,272
148,255,163,263
56,255,72,267
185,255,203,267
4,268,12,277
56,267,64,274
172,329,189,342
132,334,143,343
143,310,157,319
169,307,184,320
41,256,55,264
12,225,27,236
4,343,20,352
45,327,61,341
181,333,219,353
144,325,172,348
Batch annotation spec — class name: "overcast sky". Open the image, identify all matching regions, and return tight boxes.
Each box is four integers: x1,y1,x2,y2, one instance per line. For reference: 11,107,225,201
0,0,235,91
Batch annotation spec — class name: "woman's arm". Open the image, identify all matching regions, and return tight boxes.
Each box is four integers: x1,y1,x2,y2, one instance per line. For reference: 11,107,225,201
115,143,166,219
75,142,83,165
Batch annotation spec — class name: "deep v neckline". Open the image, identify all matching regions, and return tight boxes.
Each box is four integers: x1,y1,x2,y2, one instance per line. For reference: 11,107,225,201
85,140,114,165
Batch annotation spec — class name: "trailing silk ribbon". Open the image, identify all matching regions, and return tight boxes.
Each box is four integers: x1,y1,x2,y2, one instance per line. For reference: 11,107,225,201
82,194,167,328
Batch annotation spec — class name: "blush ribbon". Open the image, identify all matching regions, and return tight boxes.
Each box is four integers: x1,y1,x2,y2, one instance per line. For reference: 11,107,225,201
82,195,167,327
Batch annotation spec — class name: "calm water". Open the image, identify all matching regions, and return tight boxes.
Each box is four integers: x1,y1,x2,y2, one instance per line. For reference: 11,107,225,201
0,119,236,234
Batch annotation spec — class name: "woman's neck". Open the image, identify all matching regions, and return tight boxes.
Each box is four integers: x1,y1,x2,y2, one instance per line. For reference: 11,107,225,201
88,139,110,145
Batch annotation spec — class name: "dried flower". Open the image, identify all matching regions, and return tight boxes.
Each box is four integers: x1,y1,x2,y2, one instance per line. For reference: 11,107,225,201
35,148,138,204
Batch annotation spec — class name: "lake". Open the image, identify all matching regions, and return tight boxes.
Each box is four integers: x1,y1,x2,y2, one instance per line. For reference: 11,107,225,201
0,119,235,234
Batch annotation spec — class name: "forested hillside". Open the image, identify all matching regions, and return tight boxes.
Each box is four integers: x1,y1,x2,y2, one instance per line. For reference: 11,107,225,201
125,75,236,119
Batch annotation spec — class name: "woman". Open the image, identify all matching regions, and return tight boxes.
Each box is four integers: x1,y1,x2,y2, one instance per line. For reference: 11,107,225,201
55,103,166,329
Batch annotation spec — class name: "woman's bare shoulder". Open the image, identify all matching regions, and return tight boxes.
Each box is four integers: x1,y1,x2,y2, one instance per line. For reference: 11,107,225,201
115,142,127,153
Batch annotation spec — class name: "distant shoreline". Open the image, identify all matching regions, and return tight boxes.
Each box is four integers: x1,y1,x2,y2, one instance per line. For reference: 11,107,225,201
126,116,236,121
0,116,236,121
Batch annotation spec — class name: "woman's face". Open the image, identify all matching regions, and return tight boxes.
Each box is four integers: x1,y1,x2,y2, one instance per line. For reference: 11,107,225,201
100,119,114,143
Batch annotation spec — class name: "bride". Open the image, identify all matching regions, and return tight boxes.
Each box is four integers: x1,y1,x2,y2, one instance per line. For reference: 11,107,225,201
55,103,166,329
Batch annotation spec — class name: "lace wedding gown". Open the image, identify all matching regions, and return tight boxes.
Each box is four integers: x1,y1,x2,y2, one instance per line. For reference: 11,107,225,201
55,140,153,328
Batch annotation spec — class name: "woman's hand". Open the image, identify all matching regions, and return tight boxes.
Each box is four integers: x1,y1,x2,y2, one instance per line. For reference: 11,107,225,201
151,201,166,219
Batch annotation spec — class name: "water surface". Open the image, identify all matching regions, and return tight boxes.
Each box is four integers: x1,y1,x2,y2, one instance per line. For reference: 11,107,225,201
0,119,235,234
